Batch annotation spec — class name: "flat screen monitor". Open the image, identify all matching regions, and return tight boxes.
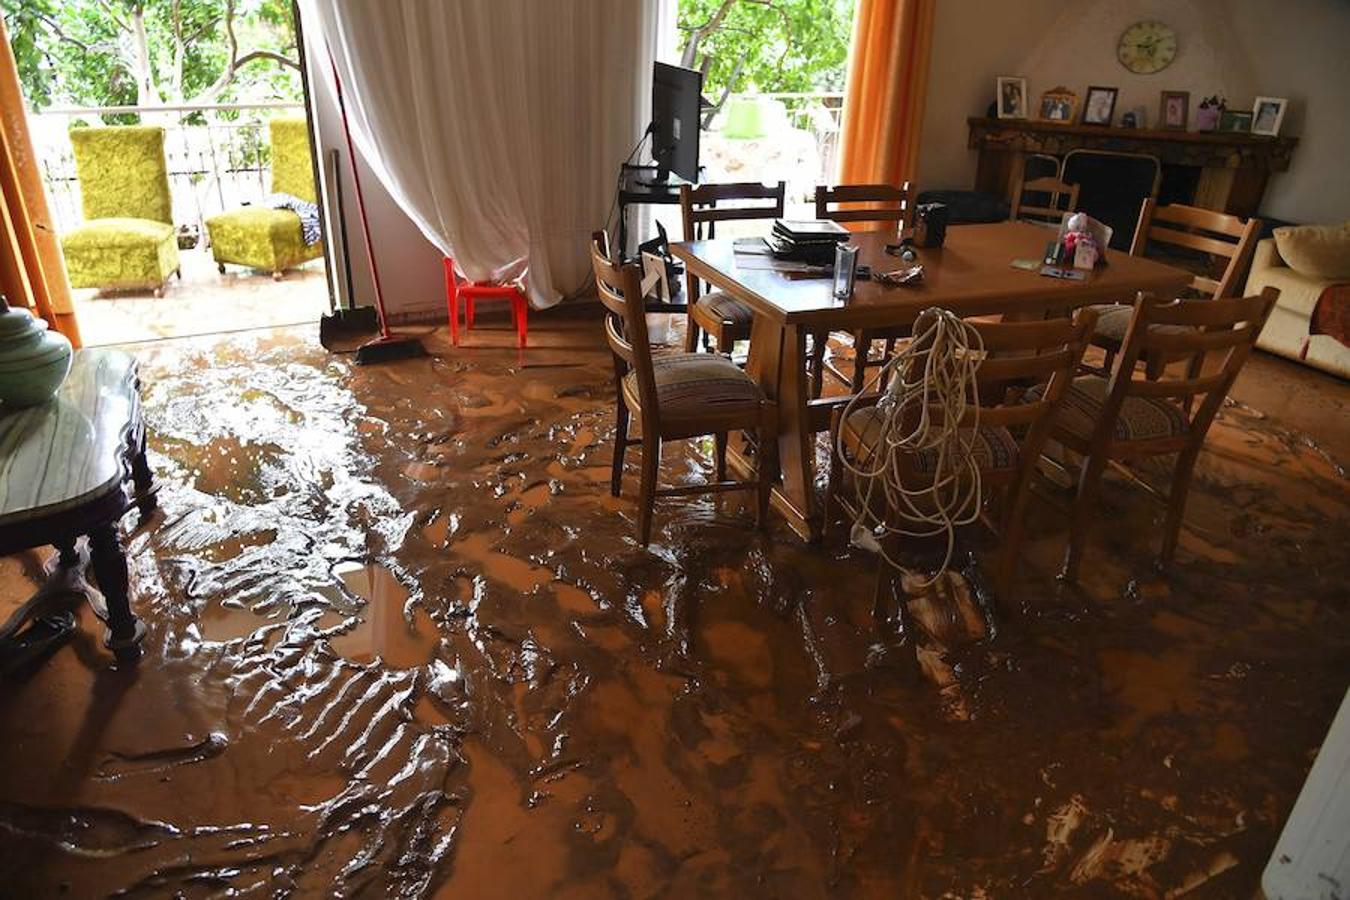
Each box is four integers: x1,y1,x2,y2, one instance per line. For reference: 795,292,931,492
651,62,702,183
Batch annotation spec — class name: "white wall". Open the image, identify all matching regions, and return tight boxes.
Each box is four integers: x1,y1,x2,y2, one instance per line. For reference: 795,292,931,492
917,0,1350,224
299,7,445,321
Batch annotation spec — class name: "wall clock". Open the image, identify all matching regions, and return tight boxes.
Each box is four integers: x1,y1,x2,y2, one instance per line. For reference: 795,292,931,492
1117,20,1177,75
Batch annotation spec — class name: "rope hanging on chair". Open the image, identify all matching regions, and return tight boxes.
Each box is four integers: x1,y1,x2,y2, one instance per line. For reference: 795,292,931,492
836,308,986,585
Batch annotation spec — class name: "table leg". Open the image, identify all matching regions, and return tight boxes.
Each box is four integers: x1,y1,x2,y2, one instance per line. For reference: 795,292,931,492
130,425,157,518
54,537,81,568
776,323,821,541
733,317,820,542
87,523,144,661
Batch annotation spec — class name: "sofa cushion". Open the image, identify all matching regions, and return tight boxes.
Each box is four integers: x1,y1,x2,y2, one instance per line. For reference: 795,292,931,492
1273,222,1350,281
205,206,319,271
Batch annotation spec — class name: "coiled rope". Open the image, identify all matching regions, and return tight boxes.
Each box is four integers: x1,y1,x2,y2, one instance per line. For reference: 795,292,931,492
835,308,986,584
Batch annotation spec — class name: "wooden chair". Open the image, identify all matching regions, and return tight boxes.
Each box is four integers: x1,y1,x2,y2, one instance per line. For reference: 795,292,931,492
591,232,778,546
681,181,786,355
809,182,916,396
826,308,1098,607
1009,174,1080,227
1053,288,1280,581
1092,199,1263,376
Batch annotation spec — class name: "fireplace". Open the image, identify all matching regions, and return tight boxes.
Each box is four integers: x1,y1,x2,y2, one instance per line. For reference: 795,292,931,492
967,117,1297,220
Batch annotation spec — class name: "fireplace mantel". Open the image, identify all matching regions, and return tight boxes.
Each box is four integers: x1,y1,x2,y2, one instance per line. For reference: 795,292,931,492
966,117,1298,217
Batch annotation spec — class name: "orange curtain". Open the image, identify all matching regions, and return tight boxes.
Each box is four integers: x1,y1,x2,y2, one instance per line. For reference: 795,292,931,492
837,0,935,189
0,16,81,346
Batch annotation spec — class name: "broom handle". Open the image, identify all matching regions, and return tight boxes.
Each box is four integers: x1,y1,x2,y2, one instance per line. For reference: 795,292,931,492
327,46,391,338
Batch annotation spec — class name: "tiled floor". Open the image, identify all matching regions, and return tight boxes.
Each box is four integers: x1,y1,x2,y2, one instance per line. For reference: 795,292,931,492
71,247,330,346
0,314,1346,897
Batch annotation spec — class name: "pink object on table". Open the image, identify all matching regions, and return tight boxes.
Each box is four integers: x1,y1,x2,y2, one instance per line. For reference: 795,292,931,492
442,256,528,348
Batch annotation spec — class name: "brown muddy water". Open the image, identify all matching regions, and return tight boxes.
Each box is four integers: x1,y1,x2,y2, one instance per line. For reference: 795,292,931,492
0,315,1347,898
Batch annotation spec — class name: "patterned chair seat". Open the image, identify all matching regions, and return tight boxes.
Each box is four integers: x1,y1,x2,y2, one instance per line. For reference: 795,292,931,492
843,405,1021,473
1034,375,1189,443
1093,305,1192,344
622,351,763,417
694,291,755,327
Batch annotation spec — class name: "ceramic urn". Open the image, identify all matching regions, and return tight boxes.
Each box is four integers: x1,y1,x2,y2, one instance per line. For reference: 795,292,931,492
0,294,73,407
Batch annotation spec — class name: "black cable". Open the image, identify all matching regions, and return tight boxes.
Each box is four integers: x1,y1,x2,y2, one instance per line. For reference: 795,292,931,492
602,126,653,241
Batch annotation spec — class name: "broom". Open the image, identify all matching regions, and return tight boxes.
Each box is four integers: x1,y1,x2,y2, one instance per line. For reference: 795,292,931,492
327,46,426,365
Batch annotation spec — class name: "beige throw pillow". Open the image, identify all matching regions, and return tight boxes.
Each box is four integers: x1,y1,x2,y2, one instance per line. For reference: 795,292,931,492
1273,222,1350,281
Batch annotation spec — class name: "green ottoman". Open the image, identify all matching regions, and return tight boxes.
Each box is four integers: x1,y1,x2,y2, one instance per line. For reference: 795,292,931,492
205,117,323,279
205,206,322,279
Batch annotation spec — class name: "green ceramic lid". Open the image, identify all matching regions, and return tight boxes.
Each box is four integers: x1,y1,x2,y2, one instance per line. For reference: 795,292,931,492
0,294,48,340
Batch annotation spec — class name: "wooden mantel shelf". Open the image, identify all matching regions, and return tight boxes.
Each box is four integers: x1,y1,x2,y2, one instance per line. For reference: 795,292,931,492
967,117,1299,216
968,117,1297,171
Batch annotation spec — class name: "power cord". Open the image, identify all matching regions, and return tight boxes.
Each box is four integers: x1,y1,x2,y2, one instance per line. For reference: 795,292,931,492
836,308,986,585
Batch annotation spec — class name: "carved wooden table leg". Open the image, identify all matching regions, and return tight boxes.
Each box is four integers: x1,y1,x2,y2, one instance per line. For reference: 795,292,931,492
87,523,145,661
129,424,157,519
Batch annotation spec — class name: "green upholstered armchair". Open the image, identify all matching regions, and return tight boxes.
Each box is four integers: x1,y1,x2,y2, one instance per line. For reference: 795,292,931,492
61,126,180,296
205,118,324,279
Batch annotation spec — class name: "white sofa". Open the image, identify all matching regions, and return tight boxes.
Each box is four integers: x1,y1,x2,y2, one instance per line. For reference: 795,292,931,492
1245,238,1350,379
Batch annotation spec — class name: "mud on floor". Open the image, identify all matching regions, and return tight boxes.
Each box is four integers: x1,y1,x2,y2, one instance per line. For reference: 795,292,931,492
0,318,1347,898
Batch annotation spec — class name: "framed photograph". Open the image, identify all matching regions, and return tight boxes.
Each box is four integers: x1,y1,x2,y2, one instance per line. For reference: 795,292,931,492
1251,96,1288,136
1082,86,1119,126
1219,110,1253,134
1159,90,1189,130
1038,87,1078,124
997,76,1028,119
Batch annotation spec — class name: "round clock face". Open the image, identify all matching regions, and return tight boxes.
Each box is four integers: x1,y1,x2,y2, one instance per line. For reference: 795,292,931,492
1117,20,1177,75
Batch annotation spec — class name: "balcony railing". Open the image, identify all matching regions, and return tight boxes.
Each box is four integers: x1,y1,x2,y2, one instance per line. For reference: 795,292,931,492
29,101,306,235
703,91,845,204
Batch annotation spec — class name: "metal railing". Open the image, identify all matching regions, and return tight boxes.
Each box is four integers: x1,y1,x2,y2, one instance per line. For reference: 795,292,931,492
703,91,845,200
30,101,306,235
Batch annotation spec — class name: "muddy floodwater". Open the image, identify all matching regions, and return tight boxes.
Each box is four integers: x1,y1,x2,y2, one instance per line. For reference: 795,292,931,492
1,315,1347,898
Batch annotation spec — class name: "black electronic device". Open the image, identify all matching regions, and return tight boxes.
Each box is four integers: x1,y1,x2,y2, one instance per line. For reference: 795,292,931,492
645,62,703,185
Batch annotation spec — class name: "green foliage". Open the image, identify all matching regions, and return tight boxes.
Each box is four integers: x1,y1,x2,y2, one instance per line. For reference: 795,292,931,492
677,0,856,97
1,0,301,114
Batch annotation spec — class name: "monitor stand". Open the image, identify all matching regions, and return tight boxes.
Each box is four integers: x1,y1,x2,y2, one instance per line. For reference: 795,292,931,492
635,166,681,189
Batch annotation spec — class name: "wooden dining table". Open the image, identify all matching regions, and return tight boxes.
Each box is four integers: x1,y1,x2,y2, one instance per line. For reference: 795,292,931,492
671,220,1193,541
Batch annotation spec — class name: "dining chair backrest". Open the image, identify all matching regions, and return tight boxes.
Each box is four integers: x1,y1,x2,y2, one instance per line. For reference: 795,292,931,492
814,182,915,230
69,126,173,224
1103,288,1280,442
591,231,657,417
680,181,786,240
1129,199,1263,300
898,308,1099,435
1010,175,1081,227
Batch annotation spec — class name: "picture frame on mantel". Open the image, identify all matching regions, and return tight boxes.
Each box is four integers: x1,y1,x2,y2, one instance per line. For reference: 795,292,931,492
997,76,1028,119
1251,97,1288,136
1038,86,1078,124
1219,110,1254,134
1082,86,1119,126
1160,91,1189,130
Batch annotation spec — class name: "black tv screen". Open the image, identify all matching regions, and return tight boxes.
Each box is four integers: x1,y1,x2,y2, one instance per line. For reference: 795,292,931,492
651,62,702,183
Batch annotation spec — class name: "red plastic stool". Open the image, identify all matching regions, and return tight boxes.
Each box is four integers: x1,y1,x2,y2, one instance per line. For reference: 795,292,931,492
443,256,528,348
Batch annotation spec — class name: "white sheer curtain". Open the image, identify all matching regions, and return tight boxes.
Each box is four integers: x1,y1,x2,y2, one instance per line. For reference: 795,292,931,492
307,0,660,308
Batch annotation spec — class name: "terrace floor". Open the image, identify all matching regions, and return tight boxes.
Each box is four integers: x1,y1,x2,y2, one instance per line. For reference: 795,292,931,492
72,247,329,346
0,312,1346,897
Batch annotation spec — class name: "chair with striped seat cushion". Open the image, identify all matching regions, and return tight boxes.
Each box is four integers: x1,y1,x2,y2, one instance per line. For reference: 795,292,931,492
1033,374,1189,443
844,406,1021,473
1053,290,1279,583
622,352,763,420
693,291,755,328
592,232,778,546
681,181,786,355
1091,200,1261,375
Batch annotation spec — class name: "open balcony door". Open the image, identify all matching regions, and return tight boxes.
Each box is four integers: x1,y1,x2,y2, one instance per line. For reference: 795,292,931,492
0,16,81,347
